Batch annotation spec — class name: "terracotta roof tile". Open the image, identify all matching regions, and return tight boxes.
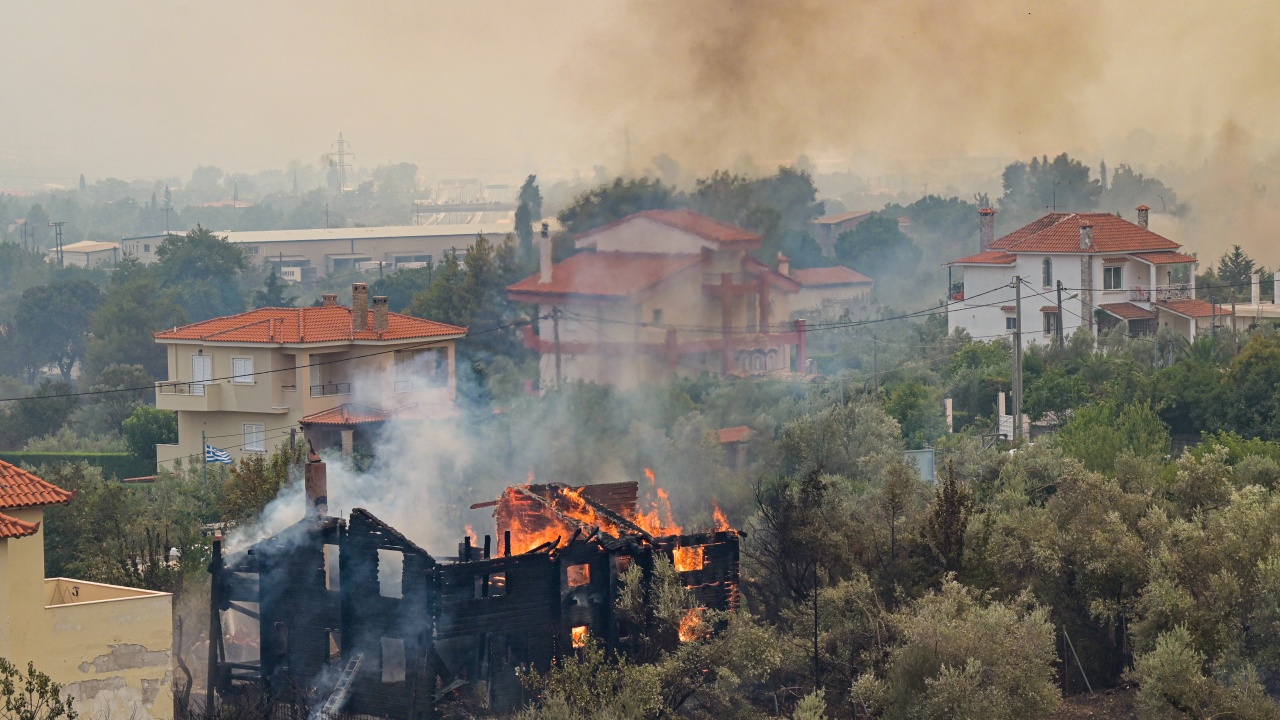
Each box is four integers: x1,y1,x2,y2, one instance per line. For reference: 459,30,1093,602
0,460,73,510
1158,299,1231,319
1132,251,1198,265
0,512,39,539
717,426,752,444
153,307,466,344
948,251,1017,265
1040,305,1060,313
988,213,1180,254
812,211,872,225
507,252,704,299
1001,305,1017,312
577,209,761,246
1101,302,1156,320
791,266,874,286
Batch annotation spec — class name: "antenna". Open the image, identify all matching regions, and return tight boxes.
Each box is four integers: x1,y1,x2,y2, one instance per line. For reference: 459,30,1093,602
331,133,354,194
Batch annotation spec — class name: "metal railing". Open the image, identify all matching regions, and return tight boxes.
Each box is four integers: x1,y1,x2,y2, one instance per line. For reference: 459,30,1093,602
309,382,351,398
393,378,446,393
1129,284,1193,302
156,381,210,397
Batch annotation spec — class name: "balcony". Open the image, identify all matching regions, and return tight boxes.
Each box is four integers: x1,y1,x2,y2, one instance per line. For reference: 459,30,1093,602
310,382,351,398
1129,284,1193,302
393,378,446,394
156,381,221,411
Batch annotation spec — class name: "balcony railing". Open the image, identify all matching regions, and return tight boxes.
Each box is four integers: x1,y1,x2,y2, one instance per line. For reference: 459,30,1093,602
309,382,351,398
157,381,210,397
1130,284,1193,302
393,378,446,393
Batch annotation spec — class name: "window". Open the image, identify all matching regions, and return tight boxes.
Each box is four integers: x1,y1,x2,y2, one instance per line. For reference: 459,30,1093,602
673,546,705,572
394,348,447,391
380,637,406,683
231,357,254,384
1043,312,1059,336
1042,257,1053,288
566,563,590,588
324,544,340,591
487,572,507,597
571,626,588,649
243,423,265,452
1005,316,1018,331
1104,265,1123,290
652,309,664,326
191,354,212,396
378,549,403,599
328,630,341,661
143,244,150,253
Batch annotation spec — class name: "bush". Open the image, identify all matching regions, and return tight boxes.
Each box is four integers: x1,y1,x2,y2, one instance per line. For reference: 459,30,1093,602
121,406,177,465
0,452,153,480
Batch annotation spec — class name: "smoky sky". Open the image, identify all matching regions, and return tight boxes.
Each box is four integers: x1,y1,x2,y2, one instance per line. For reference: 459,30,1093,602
3,1,1280,187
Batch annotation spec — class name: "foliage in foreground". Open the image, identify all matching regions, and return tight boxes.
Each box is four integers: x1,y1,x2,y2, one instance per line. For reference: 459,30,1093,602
0,658,76,720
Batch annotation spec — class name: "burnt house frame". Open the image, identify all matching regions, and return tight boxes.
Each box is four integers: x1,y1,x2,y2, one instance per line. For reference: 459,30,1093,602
209,475,740,719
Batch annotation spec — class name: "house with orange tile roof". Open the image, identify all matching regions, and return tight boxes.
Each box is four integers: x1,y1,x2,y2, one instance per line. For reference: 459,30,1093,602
785,259,875,319
0,459,173,719
507,210,808,388
152,283,466,467
946,206,1225,347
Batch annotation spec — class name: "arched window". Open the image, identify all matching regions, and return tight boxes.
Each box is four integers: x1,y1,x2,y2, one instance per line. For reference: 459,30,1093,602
1042,257,1053,288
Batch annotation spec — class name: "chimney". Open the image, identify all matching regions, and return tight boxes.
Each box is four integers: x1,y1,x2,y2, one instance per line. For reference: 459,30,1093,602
1136,205,1150,229
373,295,389,332
979,208,996,251
322,293,338,307
1252,272,1260,306
538,222,552,284
304,440,328,516
776,252,790,277
352,282,369,331
1079,224,1094,250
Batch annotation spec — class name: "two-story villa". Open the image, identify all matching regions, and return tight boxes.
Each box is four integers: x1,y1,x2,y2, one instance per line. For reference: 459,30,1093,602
153,283,466,467
507,210,807,389
947,207,1223,347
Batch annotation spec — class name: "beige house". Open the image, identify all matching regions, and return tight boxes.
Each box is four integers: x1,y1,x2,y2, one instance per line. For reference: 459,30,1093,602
50,240,120,268
786,261,874,319
507,210,808,389
153,283,466,467
0,460,173,720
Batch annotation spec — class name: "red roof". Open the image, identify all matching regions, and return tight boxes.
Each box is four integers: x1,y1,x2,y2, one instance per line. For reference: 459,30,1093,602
507,252,704,300
154,307,466,344
1132,251,1198,265
1000,305,1016,312
300,403,423,426
1101,302,1155,320
577,209,761,247
0,460,73,510
1158,299,1230,319
949,251,1017,265
0,512,39,539
791,266,874,286
717,426,752,444
1040,305,1059,313
988,213,1180,254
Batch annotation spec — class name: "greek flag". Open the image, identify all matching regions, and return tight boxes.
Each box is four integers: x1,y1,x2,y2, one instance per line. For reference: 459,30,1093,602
205,444,233,464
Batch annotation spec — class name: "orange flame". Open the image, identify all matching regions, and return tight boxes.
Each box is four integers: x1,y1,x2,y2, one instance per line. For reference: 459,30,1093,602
673,545,704,572
464,524,476,540
712,502,730,532
644,468,656,484
677,609,705,642
571,625,588,648
631,469,682,536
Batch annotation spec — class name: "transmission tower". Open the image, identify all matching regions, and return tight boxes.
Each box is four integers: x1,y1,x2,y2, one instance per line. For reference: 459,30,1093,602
330,133,354,194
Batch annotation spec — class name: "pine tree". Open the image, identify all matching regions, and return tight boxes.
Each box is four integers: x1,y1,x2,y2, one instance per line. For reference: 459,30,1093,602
1217,244,1256,299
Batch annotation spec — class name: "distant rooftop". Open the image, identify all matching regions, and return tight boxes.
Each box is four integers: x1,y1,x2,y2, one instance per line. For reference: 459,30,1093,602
218,221,514,245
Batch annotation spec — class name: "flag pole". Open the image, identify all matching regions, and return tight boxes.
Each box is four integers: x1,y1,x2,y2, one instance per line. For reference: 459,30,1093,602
202,430,208,484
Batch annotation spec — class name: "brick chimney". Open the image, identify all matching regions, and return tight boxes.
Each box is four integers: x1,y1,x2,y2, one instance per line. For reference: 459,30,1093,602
322,293,338,306
352,282,369,331
304,440,328,517
979,208,996,251
777,252,790,277
1136,205,1150,229
1079,224,1094,250
538,222,552,284
373,295,389,331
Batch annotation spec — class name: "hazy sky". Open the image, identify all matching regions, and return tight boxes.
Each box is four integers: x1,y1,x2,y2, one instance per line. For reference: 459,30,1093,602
3,1,1279,187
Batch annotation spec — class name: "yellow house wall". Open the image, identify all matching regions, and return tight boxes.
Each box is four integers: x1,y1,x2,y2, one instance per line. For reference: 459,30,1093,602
0,509,174,720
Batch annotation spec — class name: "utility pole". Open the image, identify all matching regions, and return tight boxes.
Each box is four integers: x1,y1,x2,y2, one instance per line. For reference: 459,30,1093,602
232,182,238,231
1056,280,1065,351
162,185,173,235
49,221,66,267
1012,278,1024,444
201,430,208,485
871,335,879,392
551,306,563,389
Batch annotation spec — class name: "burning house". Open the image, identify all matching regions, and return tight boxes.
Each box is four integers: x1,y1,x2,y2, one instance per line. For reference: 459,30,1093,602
207,450,740,718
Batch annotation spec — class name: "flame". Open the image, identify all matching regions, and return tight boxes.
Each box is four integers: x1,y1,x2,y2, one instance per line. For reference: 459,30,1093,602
677,609,705,642
631,470,682,536
571,625,588,649
712,502,730,532
464,524,476,540
673,545,705,572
